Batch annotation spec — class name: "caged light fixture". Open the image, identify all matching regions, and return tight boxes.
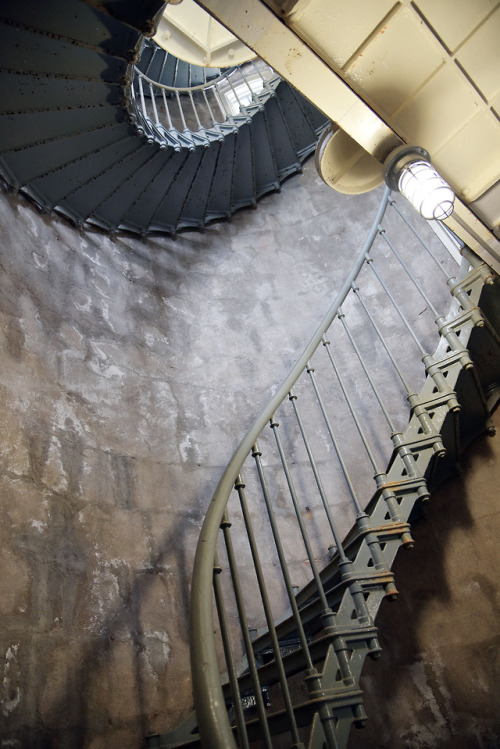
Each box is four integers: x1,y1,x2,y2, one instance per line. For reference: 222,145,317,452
384,145,455,221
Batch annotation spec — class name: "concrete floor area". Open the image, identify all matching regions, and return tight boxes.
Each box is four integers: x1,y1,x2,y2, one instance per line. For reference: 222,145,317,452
0,158,498,748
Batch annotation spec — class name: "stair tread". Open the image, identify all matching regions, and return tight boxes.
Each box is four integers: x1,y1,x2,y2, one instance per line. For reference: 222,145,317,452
0,23,128,82
122,150,191,232
148,149,205,232
92,0,165,32
274,82,318,158
294,89,329,135
146,48,168,84
264,95,301,178
92,147,170,229
251,109,280,197
178,144,221,228
231,123,256,210
0,0,139,55
58,142,152,221
174,60,190,89
0,73,122,116
205,133,237,220
29,134,140,209
0,123,130,187
0,106,124,154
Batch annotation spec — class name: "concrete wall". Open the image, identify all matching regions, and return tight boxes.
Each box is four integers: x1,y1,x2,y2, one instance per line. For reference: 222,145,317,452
0,161,498,748
0,164,380,748
350,406,500,749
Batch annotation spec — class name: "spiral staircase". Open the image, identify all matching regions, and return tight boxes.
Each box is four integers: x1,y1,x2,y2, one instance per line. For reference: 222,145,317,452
1,2,500,749
0,0,327,235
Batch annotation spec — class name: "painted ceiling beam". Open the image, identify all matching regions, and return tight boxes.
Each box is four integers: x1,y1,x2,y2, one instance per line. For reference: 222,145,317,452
194,0,500,273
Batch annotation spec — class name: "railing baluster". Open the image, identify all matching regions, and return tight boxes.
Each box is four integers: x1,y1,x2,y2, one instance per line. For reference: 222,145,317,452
380,228,473,368
270,412,334,615
238,64,257,101
214,85,235,124
202,88,218,127
138,74,147,119
149,82,160,126
175,90,188,132
234,474,305,749
220,511,274,749
353,285,445,450
288,389,343,545
213,551,251,749
226,71,247,115
365,252,460,411
161,89,173,131
251,442,341,749
306,359,401,593
188,90,203,131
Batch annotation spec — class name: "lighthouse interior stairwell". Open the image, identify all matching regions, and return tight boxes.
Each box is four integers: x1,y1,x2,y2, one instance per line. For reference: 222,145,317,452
0,1,500,748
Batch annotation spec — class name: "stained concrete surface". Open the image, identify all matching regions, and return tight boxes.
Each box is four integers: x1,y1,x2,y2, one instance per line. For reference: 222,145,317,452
349,406,500,749
0,159,498,748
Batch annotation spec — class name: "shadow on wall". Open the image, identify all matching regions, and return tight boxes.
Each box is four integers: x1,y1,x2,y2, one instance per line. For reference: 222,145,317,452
349,407,500,749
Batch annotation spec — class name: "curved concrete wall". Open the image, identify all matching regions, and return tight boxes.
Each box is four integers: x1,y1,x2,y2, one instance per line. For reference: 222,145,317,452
0,165,380,746
0,163,498,748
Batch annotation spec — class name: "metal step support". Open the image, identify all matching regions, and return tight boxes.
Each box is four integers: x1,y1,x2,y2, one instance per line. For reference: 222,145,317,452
149,188,500,749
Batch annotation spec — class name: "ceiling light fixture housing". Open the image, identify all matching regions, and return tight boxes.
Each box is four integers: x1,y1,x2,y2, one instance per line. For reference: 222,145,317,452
384,145,455,221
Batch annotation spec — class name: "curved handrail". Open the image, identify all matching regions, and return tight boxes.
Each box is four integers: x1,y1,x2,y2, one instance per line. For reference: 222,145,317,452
133,64,238,94
129,58,278,146
190,188,392,747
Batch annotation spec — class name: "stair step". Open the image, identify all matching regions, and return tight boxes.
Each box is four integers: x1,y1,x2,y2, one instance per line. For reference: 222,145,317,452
0,0,139,57
251,109,280,198
28,130,137,208
177,144,222,229
231,123,256,211
0,123,130,187
0,106,123,156
148,149,205,232
91,147,173,230
0,73,122,114
0,23,128,82
205,133,237,221
174,60,190,89
122,150,191,233
264,95,301,178
188,66,204,87
147,48,168,85
274,82,318,159
57,142,152,222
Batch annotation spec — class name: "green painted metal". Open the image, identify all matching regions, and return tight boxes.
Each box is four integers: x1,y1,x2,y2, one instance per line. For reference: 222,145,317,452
150,189,500,749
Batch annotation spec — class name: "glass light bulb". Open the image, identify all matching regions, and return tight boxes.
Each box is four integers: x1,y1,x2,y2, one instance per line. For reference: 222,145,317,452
398,160,454,220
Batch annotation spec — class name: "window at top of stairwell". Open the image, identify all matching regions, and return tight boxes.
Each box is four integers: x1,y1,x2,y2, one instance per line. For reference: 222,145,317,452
218,74,265,115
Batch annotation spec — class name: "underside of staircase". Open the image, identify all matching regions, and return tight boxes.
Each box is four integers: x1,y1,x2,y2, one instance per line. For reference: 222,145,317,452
0,0,327,236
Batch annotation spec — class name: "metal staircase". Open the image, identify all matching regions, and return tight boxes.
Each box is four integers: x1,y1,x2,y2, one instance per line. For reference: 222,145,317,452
148,189,500,748
0,0,327,236
1,2,500,748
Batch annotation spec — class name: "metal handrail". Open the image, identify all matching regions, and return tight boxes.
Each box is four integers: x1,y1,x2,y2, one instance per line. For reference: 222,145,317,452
190,189,392,747
133,65,239,94
130,59,277,144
